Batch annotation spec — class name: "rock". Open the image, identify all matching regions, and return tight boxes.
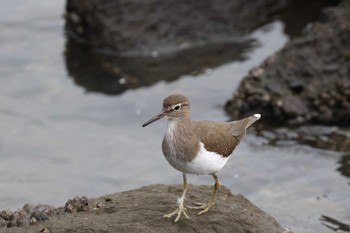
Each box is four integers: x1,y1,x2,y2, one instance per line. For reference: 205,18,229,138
64,0,293,57
0,210,12,222
64,0,340,56
0,184,287,233
225,1,350,126
64,0,338,95
338,153,350,178
0,218,6,229
64,196,89,213
281,94,308,117
0,204,56,229
258,125,350,152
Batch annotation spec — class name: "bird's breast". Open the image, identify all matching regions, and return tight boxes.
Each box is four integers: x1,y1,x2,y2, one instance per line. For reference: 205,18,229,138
162,120,201,173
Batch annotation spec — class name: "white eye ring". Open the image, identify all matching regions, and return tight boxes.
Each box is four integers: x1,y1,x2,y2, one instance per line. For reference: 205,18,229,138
173,104,181,111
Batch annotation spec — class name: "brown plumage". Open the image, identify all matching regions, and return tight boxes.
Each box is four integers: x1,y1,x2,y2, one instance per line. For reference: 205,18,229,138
192,121,239,157
142,94,260,223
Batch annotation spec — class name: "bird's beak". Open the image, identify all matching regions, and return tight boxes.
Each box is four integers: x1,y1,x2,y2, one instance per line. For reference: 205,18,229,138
142,112,165,127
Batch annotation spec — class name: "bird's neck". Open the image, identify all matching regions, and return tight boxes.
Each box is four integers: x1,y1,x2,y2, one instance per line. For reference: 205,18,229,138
163,116,201,163
166,117,192,143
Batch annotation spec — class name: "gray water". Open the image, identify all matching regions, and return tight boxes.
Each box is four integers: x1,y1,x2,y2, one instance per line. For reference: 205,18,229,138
0,1,349,232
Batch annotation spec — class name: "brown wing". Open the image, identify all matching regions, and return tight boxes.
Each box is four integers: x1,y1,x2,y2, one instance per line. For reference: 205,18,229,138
191,114,260,157
191,121,238,157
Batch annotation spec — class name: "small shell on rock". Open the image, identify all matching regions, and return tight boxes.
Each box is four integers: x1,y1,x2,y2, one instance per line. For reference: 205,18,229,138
65,203,76,213
40,227,50,233
96,202,106,209
0,217,7,228
30,217,37,225
0,209,13,221
65,196,89,213
250,67,264,78
69,12,80,24
276,99,283,107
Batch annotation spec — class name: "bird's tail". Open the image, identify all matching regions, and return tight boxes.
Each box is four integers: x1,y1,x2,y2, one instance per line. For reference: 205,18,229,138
229,114,261,140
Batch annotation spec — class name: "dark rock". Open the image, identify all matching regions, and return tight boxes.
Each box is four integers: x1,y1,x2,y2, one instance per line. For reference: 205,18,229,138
259,125,350,152
64,0,339,95
64,0,293,56
64,0,340,56
225,1,350,126
281,94,308,118
0,185,288,233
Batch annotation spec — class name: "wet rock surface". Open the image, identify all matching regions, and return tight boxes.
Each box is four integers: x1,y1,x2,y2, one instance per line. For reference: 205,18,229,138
225,1,350,127
0,185,287,233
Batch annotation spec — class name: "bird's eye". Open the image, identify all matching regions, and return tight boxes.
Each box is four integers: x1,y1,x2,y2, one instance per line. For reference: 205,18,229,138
173,105,181,111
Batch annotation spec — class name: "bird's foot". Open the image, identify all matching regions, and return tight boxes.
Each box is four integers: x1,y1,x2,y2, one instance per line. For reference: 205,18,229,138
187,202,213,215
163,205,190,223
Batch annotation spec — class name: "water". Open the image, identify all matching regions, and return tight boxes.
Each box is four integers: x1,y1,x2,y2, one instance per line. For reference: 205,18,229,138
0,1,349,232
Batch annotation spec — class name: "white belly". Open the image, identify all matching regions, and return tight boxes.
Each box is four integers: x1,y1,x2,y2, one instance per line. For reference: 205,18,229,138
165,142,230,175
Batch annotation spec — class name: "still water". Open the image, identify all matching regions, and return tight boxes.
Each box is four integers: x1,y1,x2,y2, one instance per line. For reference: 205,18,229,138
0,1,349,233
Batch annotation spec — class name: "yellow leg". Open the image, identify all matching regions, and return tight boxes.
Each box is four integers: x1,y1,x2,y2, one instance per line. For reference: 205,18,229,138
187,174,220,215
163,173,190,223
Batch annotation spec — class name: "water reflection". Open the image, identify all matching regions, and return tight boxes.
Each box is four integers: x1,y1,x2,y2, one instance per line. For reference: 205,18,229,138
65,39,253,95
275,0,340,37
0,1,348,232
317,153,350,232
320,215,350,232
64,0,340,95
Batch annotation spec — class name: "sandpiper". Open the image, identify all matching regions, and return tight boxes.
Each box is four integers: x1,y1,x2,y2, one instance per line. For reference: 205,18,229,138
142,94,260,223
